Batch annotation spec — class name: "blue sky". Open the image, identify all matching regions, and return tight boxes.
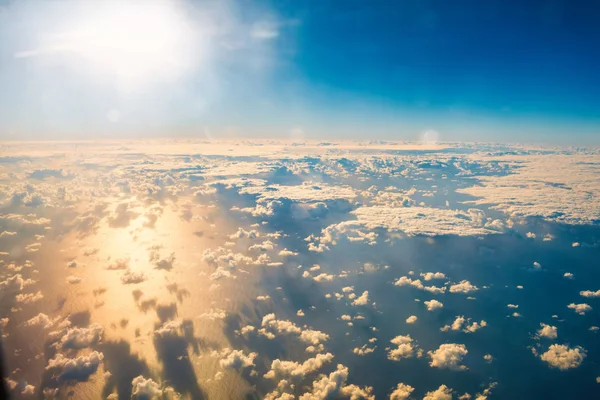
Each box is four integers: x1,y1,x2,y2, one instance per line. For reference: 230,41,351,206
0,0,599,143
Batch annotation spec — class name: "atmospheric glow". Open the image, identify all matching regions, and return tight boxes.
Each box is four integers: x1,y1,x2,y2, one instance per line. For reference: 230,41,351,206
17,2,198,91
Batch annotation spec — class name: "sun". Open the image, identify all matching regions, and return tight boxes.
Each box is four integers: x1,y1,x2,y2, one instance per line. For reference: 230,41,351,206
59,2,196,90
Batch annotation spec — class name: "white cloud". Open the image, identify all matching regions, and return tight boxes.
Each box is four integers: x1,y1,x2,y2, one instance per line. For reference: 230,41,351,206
46,351,104,381
23,313,53,329
440,316,487,333
264,353,334,380
298,364,374,400
564,272,574,279
428,344,468,370
580,290,600,298
59,323,104,349
539,344,586,370
406,315,418,324
215,348,257,370
449,280,479,294
390,383,415,400
352,291,370,306
423,384,453,400
424,299,443,311
537,323,558,340
131,375,162,399
121,270,146,284
388,335,418,361
568,303,592,315
420,272,447,281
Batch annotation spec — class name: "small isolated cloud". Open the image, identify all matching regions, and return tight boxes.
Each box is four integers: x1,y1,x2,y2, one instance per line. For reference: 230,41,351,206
66,276,82,284
537,323,558,340
424,299,443,311
568,303,592,315
580,290,600,298
215,348,257,370
59,323,104,349
121,270,146,284
440,316,487,333
23,313,53,329
388,335,418,361
394,276,446,294
449,280,479,294
131,375,162,399
390,383,415,400
352,291,370,306
428,344,468,370
46,351,104,381
564,273,574,279
420,272,447,281
539,344,586,370
264,353,334,380
533,261,542,270
406,315,418,324
423,384,453,400
484,354,493,363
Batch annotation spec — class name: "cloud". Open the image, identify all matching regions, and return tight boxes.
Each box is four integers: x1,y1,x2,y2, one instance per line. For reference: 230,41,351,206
46,351,104,381
59,323,104,349
440,316,487,333
394,276,446,295
23,313,53,329
449,280,479,294
131,375,162,399
264,353,334,380
428,344,468,370
424,300,443,311
539,344,586,370
537,323,558,340
16,290,44,304
297,364,374,400
260,313,329,346
406,315,418,324
66,276,82,284
390,383,415,400
121,270,146,284
568,303,592,315
420,272,447,281
215,348,257,370
198,308,227,320
352,291,370,306
423,384,453,400
580,290,600,298
388,335,418,361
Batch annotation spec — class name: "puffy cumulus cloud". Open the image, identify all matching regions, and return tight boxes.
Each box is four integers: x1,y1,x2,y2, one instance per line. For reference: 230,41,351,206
16,290,44,304
131,375,162,399
66,276,82,284
198,308,227,320
23,313,54,329
420,272,447,281
154,320,182,337
0,273,25,294
390,383,415,400
424,300,444,311
265,353,334,380
202,247,253,269
449,280,479,294
564,272,574,279
352,344,376,356
241,182,357,203
46,351,104,381
394,276,446,295
105,258,130,270
214,348,257,370
580,290,600,298
537,323,558,340
388,335,418,361
568,303,592,315
59,323,104,349
423,385,453,400
539,344,586,370
428,344,468,370
21,384,36,396
441,316,487,333
351,291,370,306
406,315,418,324
260,313,329,346
298,364,374,400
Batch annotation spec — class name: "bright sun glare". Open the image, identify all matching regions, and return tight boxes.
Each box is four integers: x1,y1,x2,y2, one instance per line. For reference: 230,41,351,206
56,2,195,90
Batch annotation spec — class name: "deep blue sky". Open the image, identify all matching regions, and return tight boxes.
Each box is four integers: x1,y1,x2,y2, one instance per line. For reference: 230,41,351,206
0,0,599,143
